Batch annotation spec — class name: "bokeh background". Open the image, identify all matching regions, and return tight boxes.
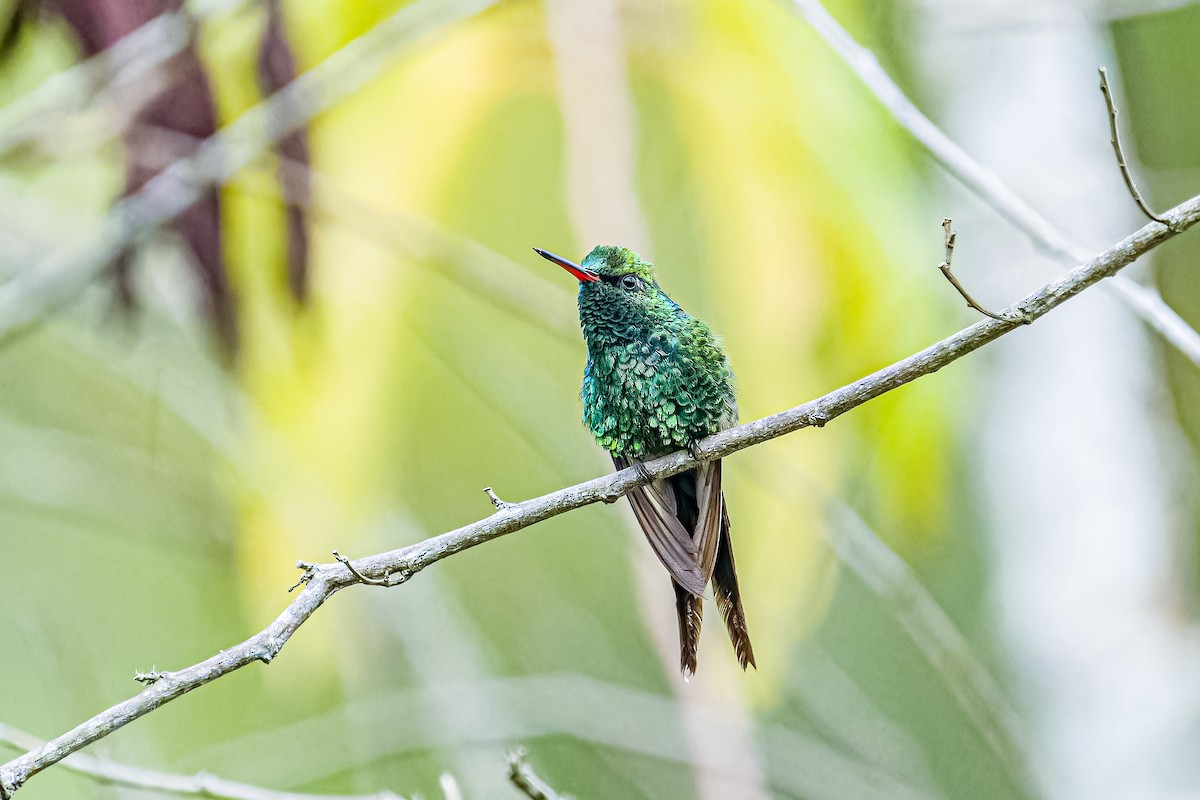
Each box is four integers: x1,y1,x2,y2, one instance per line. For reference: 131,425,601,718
2,0,1199,798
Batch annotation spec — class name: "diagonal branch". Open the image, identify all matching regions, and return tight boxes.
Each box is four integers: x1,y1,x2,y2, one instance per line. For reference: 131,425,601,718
2,192,1198,797
786,0,1200,369
0,721,406,800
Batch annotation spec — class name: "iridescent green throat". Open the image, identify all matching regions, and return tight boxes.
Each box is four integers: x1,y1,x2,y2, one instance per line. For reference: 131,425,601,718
576,246,737,458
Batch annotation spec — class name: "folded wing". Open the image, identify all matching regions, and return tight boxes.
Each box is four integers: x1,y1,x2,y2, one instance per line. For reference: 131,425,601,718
613,455,707,597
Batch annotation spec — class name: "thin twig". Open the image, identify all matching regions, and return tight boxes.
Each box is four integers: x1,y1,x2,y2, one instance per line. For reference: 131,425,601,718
1,194,1199,795
483,486,509,510
0,0,501,348
0,721,405,800
288,561,318,593
332,551,390,587
506,749,570,800
786,0,1200,369
936,218,1026,323
1097,67,1170,226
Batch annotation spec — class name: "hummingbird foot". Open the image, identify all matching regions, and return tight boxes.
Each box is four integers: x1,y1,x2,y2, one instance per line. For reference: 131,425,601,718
686,440,705,461
633,461,654,484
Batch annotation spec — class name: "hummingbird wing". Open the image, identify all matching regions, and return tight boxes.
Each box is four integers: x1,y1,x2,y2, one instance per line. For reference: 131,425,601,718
670,460,724,677
612,455,707,597
692,459,724,586
712,496,756,669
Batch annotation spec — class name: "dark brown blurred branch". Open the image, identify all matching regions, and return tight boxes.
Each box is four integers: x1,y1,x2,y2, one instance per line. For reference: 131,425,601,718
257,0,311,300
2,192,1199,797
0,0,499,348
786,0,1200,368
506,749,570,800
1097,67,1169,226
0,721,405,800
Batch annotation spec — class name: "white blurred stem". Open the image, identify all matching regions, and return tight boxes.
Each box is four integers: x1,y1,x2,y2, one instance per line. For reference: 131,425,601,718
543,2,766,797
544,0,650,250
910,7,1200,799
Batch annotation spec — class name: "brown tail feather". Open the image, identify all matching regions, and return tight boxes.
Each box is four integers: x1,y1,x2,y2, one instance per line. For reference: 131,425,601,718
674,582,703,678
713,499,755,669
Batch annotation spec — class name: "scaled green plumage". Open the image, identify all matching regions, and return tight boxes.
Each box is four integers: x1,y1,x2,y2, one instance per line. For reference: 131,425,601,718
576,246,738,458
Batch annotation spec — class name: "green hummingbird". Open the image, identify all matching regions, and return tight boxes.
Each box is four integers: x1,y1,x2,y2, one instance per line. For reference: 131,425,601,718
535,244,755,676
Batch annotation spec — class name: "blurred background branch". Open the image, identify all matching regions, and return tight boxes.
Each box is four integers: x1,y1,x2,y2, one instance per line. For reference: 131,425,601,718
0,0,498,348
0,722,408,800
825,503,1034,797
788,0,1200,368
0,0,248,159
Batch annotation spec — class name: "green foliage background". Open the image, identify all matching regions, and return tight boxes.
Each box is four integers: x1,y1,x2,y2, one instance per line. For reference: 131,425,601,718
2,0,1198,798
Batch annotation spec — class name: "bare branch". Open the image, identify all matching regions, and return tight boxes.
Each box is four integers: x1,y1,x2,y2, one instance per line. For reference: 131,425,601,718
1097,67,1169,226
506,749,570,800
0,192,1197,796
936,218,1025,323
786,0,1200,369
0,721,405,800
0,0,501,348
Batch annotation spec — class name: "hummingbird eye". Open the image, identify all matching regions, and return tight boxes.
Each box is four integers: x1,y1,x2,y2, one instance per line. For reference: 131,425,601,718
621,275,640,291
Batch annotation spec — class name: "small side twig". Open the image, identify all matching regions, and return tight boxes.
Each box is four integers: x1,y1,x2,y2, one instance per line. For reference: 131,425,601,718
1098,67,1169,227
506,749,569,800
483,486,509,510
332,551,389,587
937,219,1029,324
288,561,317,593
133,669,169,686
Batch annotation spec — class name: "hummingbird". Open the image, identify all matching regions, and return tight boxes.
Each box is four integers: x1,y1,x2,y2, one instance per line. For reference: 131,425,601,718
535,244,755,676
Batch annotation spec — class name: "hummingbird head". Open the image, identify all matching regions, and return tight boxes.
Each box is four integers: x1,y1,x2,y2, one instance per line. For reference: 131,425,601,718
534,245,675,328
